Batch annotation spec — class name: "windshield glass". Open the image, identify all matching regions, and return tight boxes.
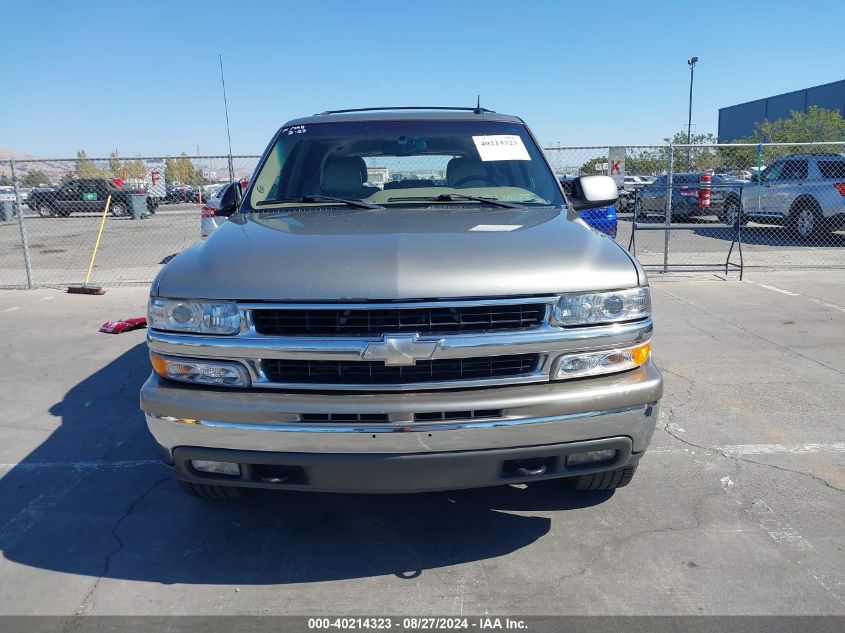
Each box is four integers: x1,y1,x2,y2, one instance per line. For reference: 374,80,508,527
246,119,564,210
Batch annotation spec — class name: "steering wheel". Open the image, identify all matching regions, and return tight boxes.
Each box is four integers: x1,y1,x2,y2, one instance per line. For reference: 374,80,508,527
451,175,499,187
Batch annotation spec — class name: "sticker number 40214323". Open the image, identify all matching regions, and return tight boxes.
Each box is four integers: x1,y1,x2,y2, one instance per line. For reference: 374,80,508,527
472,135,531,162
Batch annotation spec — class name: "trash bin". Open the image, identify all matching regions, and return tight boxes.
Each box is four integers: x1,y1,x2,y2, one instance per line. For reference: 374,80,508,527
129,194,149,220
0,200,14,222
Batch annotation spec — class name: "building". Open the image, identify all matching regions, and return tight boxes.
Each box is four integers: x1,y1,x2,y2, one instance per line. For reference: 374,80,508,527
718,79,845,142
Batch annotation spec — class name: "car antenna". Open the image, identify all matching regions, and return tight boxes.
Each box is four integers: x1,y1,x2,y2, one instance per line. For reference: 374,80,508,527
474,94,483,114
219,54,235,182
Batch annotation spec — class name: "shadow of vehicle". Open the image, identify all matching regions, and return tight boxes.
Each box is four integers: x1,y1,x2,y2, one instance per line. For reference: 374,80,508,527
1,344,612,586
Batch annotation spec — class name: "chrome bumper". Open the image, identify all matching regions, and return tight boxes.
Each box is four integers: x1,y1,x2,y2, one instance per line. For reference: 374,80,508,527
141,359,662,461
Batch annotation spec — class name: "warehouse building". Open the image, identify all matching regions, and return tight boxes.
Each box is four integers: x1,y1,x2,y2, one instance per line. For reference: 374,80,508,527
718,79,845,142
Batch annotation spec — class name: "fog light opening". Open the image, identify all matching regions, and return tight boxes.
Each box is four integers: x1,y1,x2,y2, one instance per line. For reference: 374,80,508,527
565,449,617,466
191,460,241,476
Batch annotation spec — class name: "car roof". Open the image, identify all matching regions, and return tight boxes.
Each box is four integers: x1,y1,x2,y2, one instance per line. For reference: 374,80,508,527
773,153,844,159
282,109,525,127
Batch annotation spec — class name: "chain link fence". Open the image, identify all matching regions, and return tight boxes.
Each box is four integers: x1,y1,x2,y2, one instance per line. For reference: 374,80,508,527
1,143,844,289
545,142,845,274
0,155,259,288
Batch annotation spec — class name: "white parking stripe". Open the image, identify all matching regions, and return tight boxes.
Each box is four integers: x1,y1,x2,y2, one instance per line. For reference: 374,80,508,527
0,459,160,473
745,280,845,312
649,443,845,455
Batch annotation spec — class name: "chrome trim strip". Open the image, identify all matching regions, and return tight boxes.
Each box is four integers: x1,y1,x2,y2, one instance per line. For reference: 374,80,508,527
237,296,559,310
148,319,653,362
152,404,646,433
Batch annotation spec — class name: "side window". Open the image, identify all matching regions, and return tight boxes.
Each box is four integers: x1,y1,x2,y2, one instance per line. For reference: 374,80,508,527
780,160,808,180
652,176,666,187
818,161,845,179
762,163,784,182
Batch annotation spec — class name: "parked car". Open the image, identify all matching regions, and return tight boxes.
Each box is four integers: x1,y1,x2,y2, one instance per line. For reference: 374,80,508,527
635,172,743,221
559,176,617,237
616,175,653,212
184,185,207,204
737,153,845,238
201,182,240,238
140,106,662,499
165,184,190,204
26,179,149,218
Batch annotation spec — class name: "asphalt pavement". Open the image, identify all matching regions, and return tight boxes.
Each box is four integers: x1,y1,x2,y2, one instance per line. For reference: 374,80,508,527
0,272,843,617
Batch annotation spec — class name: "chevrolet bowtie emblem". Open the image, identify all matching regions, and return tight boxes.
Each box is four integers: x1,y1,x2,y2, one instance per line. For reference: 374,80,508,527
362,334,442,366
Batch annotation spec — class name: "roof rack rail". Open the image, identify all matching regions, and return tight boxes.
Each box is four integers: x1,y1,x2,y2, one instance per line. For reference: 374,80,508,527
316,106,496,115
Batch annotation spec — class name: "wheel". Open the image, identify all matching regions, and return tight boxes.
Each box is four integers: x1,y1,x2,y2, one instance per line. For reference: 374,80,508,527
570,463,638,491
110,201,128,217
791,198,820,238
724,197,742,227
179,480,244,499
37,203,56,218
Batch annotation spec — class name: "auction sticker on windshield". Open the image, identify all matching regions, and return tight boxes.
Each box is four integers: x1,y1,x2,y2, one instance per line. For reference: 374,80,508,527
472,135,531,161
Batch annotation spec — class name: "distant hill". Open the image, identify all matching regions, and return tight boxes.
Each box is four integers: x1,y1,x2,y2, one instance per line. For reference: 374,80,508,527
0,148,74,184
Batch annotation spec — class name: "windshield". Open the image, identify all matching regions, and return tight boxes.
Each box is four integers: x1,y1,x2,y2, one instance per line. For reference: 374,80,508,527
246,119,564,211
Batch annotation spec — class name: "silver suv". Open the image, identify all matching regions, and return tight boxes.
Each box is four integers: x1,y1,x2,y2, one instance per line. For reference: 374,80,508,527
738,153,845,237
139,107,663,498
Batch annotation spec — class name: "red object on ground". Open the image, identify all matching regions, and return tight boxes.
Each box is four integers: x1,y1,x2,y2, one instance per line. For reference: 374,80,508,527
100,317,147,334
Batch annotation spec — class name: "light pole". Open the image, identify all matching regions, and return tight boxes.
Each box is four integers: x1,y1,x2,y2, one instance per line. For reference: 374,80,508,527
686,56,698,169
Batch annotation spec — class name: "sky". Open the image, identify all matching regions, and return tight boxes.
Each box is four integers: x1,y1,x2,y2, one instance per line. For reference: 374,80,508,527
2,0,844,158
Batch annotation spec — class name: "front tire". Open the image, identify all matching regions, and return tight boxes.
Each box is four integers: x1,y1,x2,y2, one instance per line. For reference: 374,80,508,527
179,480,244,500
570,463,638,491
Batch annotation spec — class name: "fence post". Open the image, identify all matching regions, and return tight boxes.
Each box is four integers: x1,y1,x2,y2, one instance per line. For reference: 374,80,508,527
10,160,34,289
662,144,674,274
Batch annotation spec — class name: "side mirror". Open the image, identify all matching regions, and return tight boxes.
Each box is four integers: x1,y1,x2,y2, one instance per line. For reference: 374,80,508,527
567,175,619,212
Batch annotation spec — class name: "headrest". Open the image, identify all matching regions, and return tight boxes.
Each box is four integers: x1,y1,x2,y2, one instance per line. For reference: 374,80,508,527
447,157,487,187
322,157,365,196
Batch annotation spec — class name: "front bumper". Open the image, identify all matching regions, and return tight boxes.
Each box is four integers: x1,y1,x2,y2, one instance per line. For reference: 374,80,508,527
140,360,662,492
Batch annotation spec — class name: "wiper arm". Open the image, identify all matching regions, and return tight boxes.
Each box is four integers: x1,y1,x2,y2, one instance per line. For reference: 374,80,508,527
254,195,382,210
387,194,522,209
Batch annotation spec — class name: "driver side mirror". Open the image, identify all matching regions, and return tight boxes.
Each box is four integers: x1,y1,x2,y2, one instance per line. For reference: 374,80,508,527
567,175,619,212
214,182,242,217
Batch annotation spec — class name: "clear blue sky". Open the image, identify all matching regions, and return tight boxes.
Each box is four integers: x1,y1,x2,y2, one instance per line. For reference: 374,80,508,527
3,0,843,158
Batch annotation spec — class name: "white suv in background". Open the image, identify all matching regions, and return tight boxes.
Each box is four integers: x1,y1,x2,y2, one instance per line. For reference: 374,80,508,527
739,153,845,238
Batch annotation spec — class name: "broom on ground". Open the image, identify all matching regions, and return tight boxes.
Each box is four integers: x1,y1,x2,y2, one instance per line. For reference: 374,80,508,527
67,194,111,295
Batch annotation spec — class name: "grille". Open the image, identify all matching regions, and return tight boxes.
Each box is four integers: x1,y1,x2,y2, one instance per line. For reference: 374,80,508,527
297,411,503,424
414,409,503,422
252,303,546,336
263,354,540,385
300,413,389,423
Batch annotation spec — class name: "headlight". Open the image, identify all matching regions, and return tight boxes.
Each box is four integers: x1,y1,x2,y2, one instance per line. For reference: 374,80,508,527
553,287,650,326
553,342,651,380
148,298,241,334
150,353,250,387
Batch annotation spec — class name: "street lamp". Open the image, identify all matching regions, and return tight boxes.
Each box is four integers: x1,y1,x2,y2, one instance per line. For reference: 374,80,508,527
686,57,698,170
687,57,698,145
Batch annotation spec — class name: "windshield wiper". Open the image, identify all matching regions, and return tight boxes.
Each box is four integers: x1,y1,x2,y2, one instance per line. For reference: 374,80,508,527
254,195,382,210
386,193,523,209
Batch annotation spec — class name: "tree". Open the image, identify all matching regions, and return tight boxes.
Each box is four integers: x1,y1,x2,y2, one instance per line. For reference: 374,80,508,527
165,153,203,184
737,106,845,166
744,106,845,144
663,131,721,171
0,175,10,186
75,150,100,179
20,170,49,187
124,159,147,180
108,152,122,178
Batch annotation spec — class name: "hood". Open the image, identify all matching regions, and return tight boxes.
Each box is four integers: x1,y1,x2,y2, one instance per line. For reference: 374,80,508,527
154,207,640,301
